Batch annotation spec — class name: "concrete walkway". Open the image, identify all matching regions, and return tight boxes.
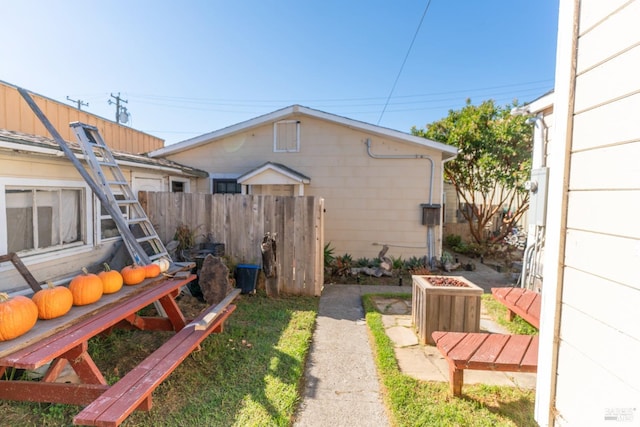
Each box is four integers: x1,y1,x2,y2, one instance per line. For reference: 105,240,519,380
294,260,534,426
294,285,407,427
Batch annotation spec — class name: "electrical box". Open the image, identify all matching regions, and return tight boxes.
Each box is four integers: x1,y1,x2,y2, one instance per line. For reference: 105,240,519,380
527,167,549,226
420,204,441,226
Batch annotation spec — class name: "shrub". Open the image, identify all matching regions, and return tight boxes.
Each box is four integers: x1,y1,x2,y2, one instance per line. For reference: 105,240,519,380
444,234,462,248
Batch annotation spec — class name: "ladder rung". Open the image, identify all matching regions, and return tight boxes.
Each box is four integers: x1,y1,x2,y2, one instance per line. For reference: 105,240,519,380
127,217,150,224
98,161,118,167
117,199,138,205
149,253,170,261
107,180,128,186
136,235,161,244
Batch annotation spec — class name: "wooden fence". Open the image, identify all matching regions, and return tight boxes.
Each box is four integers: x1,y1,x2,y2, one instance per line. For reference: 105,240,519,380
139,192,325,296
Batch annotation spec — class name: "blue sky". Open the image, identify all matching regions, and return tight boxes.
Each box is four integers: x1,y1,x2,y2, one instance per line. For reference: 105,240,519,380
1,1,558,145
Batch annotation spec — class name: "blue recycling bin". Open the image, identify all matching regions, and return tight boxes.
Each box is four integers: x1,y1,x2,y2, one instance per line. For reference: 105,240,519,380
236,264,260,294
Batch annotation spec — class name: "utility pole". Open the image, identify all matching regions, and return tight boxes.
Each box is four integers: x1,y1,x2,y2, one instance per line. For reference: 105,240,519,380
66,96,89,110
108,93,128,124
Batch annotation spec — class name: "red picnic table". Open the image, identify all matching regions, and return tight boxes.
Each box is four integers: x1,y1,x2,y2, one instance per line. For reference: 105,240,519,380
0,265,239,426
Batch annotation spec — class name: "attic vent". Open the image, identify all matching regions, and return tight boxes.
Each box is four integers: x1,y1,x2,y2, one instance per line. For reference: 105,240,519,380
420,204,441,226
274,120,300,153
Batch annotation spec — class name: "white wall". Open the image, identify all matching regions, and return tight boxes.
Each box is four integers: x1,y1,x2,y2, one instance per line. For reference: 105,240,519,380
536,1,640,425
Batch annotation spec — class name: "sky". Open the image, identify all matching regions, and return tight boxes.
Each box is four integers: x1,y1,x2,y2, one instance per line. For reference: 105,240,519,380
1,1,559,146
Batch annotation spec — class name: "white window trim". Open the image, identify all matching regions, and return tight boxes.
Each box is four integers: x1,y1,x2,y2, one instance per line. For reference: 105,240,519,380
0,177,93,258
95,193,128,244
169,176,190,192
273,120,300,153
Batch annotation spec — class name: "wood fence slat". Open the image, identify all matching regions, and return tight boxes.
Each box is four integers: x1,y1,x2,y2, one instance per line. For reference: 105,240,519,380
139,192,322,296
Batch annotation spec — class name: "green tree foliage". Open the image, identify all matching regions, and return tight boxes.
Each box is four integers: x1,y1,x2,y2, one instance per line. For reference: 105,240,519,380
412,99,532,244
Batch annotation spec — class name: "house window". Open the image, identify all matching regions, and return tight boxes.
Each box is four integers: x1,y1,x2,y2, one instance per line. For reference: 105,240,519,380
5,186,84,253
274,120,300,152
170,177,190,193
213,179,242,194
98,194,128,240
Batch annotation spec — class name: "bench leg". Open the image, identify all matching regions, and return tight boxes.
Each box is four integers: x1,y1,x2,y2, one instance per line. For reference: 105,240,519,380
506,309,516,322
447,360,464,397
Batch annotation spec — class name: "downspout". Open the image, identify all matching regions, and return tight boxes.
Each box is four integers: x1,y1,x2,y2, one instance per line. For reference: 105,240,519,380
365,138,438,266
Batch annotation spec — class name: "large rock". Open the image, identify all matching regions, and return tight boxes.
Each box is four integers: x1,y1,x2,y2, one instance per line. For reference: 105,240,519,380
198,255,233,305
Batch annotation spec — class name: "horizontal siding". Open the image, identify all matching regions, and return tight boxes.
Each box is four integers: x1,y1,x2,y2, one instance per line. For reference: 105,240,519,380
569,142,640,190
559,304,640,391
579,0,633,34
563,229,639,290
574,44,640,113
572,92,640,151
555,338,640,425
567,190,640,238
563,268,639,341
577,0,640,74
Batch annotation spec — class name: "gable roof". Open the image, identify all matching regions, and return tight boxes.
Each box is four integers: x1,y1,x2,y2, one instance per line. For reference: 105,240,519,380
148,104,458,159
0,128,208,177
237,162,311,185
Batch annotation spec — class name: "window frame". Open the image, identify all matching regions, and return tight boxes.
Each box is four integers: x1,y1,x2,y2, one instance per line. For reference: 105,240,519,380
212,179,242,194
0,177,93,258
273,120,301,153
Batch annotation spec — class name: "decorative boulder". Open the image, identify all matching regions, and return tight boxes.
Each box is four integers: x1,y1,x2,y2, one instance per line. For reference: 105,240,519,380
198,255,233,305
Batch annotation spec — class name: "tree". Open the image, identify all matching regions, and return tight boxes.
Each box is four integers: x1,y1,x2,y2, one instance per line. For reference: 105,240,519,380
412,99,532,244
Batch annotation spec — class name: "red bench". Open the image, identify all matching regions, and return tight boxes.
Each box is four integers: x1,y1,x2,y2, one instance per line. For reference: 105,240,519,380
432,287,541,396
491,287,541,328
74,289,240,426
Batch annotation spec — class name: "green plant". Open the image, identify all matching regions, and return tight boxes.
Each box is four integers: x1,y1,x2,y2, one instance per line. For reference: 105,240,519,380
390,256,404,270
355,257,371,267
404,256,426,270
324,242,335,267
444,234,463,248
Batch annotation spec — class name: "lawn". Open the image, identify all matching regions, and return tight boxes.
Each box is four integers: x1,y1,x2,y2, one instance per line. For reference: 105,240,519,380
0,292,318,427
363,293,537,427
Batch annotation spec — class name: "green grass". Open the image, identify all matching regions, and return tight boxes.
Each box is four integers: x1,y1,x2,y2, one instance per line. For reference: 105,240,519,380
481,294,539,335
1,292,318,427
363,294,536,427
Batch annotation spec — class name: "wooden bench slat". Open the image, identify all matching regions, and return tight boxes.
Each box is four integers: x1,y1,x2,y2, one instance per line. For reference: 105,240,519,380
74,302,236,427
467,333,510,366
491,287,541,329
520,335,539,370
493,335,534,370
447,333,490,365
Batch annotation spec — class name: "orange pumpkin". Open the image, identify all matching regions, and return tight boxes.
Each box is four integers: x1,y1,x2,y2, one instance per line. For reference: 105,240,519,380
32,282,73,320
69,268,103,306
143,263,161,279
152,257,171,273
99,263,123,294
121,264,146,285
0,292,38,341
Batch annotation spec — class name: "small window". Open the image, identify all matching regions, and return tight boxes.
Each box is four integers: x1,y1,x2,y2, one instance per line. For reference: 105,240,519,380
274,120,300,152
171,181,184,192
213,179,242,194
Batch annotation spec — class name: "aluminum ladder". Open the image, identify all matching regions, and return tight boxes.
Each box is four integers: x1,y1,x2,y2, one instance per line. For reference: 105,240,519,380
69,122,169,265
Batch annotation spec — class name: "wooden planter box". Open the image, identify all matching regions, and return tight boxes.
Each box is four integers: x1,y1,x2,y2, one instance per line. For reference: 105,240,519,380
411,275,483,345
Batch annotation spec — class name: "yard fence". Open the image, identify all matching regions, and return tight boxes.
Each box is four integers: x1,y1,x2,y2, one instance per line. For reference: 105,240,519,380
139,192,325,296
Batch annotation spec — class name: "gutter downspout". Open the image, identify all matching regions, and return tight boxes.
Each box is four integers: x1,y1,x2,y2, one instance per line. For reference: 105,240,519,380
365,138,438,267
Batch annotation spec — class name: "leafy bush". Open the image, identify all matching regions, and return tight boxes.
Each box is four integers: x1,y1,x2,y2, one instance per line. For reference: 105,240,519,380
444,234,462,248
324,242,335,267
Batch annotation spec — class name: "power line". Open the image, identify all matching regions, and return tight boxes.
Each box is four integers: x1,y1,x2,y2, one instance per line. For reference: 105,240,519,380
377,0,433,125
66,96,89,110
